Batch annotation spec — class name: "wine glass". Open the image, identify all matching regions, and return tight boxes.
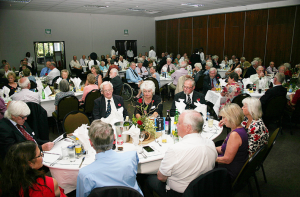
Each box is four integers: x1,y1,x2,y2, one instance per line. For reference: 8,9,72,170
139,132,145,147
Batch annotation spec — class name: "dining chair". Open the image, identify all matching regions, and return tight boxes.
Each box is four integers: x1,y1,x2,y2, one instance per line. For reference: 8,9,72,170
175,75,187,94
51,76,60,86
88,186,143,197
182,168,231,197
257,128,280,183
63,111,90,134
232,145,268,197
231,93,251,108
79,89,101,119
52,95,79,133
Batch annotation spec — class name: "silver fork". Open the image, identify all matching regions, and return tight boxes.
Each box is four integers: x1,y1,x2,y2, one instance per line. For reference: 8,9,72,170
139,149,147,159
50,155,63,166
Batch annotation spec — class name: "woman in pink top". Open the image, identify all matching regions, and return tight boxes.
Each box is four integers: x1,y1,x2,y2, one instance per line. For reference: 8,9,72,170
81,73,99,102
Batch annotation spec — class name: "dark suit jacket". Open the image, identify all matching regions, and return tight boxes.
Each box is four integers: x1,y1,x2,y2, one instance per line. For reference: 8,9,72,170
0,118,48,159
143,60,149,68
158,57,167,71
202,74,222,95
170,91,206,116
260,85,287,112
111,76,123,96
134,95,163,117
244,66,256,78
194,71,203,83
93,94,128,120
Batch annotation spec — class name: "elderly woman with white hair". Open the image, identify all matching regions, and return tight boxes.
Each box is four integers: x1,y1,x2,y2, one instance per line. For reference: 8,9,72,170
203,61,213,75
241,97,269,156
54,79,75,112
134,80,163,119
212,55,220,69
192,63,203,83
234,68,243,83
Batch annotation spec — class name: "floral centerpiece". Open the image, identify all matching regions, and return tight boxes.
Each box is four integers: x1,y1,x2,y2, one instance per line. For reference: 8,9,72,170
283,77,299,92
131,98,161,139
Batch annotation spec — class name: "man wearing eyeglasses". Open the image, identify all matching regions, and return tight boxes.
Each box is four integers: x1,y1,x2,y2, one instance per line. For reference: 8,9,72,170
203,68,221,95
170,78,206,116
0,101,54,160
93,81,128,120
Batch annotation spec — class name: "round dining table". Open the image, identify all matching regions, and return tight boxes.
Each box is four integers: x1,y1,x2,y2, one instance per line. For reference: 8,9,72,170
43,119,223,194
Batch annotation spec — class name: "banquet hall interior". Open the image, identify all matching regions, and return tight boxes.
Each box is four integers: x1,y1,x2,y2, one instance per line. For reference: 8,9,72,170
1,0,300,196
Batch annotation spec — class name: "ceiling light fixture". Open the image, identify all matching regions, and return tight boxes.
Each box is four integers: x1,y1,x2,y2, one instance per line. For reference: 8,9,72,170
126,8,145,11
145,10,161,14
0,0,31,3
84,5,109,8
181,3,204,7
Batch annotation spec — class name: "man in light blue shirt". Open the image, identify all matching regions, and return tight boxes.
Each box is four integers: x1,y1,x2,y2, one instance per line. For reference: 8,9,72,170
76,120,143,197
40,61,51,77
126,62,143,92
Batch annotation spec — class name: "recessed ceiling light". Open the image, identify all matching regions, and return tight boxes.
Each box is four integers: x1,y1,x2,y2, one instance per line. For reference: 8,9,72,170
84,5,109,8
0,0,31,3
181,3,204,7
126,8,145,11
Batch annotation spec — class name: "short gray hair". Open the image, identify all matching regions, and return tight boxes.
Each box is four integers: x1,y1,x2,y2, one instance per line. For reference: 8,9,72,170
206,62,213,68
234,68,242,74
167,58,172,62
4,100,30,119
219,103,244,127
251,60,258,66
59,79,70,92
110,68,119,76
180,60,187,68
88,120,114,153
275,73,285,84
242,97,262,120
194,63,202,70
209,67,217,73
61,69,69,75
184,78,196,87
212,55,219,60
18,77,30,89
51,62,56,67
256,66,263,70
100,81,113,91
87,73,96,84
181,110,203,133
140,80,155,94
283,63,291,69
91,65,100,73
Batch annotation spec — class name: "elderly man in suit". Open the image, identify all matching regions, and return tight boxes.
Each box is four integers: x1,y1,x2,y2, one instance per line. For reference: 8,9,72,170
0,101,53,159
170,79,206,116
109,68,123,95
203,68,221,95
93,81,128,120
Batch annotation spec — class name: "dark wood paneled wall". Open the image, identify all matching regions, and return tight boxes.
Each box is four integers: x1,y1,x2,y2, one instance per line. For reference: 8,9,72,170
155,5,300,66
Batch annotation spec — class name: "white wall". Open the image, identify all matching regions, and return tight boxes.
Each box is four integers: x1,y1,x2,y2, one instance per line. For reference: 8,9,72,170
0,10,155,69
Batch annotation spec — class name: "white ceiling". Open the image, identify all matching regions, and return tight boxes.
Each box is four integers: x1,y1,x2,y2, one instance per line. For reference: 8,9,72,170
0,0,295,17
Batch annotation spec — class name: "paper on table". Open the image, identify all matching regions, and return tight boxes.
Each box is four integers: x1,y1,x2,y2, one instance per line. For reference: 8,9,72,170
175,99,186,114
56,77,62,85
194,102,207,120
44,86,52,97
218,79,227,87
122,124,140,146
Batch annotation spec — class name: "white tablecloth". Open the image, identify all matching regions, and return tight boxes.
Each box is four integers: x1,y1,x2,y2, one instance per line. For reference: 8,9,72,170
41,91,83,117
43,120,222,194
217,69,229,78
160,77,173,87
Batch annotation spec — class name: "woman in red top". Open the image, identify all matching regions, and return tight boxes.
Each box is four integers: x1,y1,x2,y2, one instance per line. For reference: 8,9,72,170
0,141,66,197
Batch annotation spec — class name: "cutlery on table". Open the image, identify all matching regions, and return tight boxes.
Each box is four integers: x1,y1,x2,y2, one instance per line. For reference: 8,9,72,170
79,157,85,168
50,155,63,166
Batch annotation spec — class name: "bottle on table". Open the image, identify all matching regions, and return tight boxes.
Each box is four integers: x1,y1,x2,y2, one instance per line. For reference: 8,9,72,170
174,109,179,123
253,84,256,92
75,137,82,158
165,110,171,135
112,134,116,150
42,89,45,99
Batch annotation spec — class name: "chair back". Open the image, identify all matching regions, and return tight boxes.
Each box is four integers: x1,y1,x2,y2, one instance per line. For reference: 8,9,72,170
69,64,77,77
232,145,268,189
145,77,160,95
52,76,60,86
88,186,143,197
195,75,205,91
30,80,37,90
263,95,287,117
82,89,101,115
63,111,90,134
182,168,232,197
231,93,251,108
175,75,187,94
57,95,79,121
260,128,280,164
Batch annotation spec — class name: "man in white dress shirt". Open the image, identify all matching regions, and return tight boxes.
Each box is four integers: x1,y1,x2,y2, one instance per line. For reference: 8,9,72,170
127,47,134,62
149,46,156,58
47,62,60,85
250,66,269,89
11,77,40,104
70,55,83,77
135,63,148,79
79,55,88,67
146,110,217,196
118,56,128,70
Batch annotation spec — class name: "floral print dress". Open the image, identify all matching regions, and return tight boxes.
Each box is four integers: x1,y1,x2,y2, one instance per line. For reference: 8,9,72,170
241,117,269,157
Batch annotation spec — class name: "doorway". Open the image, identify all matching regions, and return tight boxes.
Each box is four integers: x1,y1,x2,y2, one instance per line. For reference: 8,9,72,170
34,41,66,74
115,40,137,59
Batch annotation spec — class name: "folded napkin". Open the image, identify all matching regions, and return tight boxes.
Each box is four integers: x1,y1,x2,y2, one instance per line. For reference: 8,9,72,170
243,78,253,89
122,124,140,146
175,99,186,114
0,89,3,98
36,78,44,95
218,79,227,87
73,124,94,155
56,77,62,85
44,86,52,97
219,63,226,69
194,102,207,120
70,77,82,90
100,107,124,125
162,67,167,72
2,86,10,98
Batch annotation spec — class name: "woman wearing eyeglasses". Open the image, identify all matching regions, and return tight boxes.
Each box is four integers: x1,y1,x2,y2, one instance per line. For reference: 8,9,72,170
0,141,66,197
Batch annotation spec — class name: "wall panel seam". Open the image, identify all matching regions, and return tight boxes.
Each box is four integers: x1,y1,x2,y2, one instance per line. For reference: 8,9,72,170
290,6,297,62
264,9,270,64
223,14,226,59
243,12,246,57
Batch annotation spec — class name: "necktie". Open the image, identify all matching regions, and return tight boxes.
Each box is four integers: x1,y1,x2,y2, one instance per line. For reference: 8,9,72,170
167,65,170,72
131,69,138,78
140,67,143,76
16,124,35,142
211,79,215,88
105,100,111,118
187,95,191,104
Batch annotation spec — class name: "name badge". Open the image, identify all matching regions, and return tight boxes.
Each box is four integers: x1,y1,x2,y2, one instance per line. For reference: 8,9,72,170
32,132,35,136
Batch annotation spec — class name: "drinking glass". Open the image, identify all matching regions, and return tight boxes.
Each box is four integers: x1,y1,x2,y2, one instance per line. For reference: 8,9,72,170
67,145,76,162
61,146,69,160
139,132,145,147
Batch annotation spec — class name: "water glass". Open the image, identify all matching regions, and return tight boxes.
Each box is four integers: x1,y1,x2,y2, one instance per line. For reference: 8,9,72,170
67,145,76,162
61,146,69,160
208,119,214,128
